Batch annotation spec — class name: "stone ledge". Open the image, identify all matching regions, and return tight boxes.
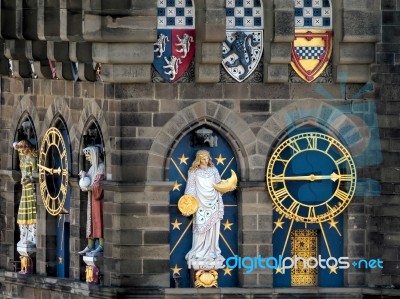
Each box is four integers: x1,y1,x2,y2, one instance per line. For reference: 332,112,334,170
100,181,174,192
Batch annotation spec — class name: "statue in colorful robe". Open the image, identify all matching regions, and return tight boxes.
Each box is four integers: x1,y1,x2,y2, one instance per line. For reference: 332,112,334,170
184,150,225,270
13,140,37,247
78,146,104,256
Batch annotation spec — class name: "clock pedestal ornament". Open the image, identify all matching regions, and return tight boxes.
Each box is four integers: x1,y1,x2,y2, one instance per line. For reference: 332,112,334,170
83,255,102,284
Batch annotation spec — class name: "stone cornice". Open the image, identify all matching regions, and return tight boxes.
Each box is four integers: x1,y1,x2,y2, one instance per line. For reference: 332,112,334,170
99,180,175,192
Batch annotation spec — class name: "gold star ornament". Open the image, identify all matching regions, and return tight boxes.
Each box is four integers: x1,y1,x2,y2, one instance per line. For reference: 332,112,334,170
215,154,226,165
223,267,233,276
172,181,182,191
171,264,182,275
223,219,234,231
171,219,182,230
178,154,189,165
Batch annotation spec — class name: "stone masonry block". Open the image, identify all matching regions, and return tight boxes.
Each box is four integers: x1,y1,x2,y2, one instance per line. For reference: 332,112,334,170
195,64,220,83
270,43,292,64
205,0,225,9
200,42,222,64
266,64,289,83
339,43,375,64
83,14,157,42
93,43,154,64
344,0,381,10
274,9,294,42
343,11,381,42
203,10,226,42
336,65,371,83
242,231,272,245
101,64,151,83
274,0,294,9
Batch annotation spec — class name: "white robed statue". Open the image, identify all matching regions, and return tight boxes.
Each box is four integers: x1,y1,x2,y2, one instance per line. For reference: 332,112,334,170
184,150,225,270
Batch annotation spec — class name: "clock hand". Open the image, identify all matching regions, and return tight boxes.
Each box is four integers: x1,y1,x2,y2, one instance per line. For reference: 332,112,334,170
280,172,343,182
38,164,61,175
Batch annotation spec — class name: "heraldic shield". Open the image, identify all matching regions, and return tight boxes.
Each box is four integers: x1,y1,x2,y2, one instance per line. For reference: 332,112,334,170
154,0,195,82
222,0,264,82
291,0,333,83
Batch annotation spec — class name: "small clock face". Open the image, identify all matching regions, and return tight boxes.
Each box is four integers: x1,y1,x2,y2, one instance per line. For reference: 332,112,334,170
38,127,69,216
267,132,356,223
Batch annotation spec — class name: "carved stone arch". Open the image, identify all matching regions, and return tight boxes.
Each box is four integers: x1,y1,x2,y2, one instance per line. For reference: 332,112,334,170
9,94,40,169
148,101,256,181
40,97,71,139
74,99,110,178
256,99,364,180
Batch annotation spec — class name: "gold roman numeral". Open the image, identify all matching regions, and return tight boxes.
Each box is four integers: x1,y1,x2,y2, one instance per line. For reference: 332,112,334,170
306,136,318,150
288,140,301,153
287,201,300,214
271,174,284,183
335,156,348,165
60,150,66,159
40,180,47,191
60,185,67,197
335,189,349,202
339,174,353,181
308,207,316,219
275,188,289,201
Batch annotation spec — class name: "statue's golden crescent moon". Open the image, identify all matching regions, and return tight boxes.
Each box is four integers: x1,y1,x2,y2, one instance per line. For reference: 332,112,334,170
213,169,238,193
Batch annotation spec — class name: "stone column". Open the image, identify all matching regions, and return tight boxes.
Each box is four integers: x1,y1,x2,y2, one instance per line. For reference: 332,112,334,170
83,1,157,83
195,0,225,83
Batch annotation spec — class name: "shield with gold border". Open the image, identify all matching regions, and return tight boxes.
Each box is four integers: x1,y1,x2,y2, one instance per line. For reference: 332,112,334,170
291,0,333,83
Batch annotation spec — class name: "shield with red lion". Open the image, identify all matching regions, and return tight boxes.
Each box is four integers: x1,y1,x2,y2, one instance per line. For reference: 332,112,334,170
291,0,333,83
154,0,195,82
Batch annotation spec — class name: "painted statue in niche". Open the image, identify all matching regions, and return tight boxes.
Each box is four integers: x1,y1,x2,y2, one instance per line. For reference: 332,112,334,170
13,140,38,247
78,146,105,256
180,150,237,273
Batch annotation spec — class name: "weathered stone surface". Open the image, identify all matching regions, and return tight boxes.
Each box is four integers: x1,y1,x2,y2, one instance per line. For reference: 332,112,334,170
195,63,221,83
274,9,294,42
93,43,154,64
101,64,151,83
266,64,289,83
343,10,381,42
339,43,375,64
83,14,157,42
200,42,222,64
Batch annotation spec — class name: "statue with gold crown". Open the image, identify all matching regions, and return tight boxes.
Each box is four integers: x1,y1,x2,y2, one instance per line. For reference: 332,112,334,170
179,150,237,274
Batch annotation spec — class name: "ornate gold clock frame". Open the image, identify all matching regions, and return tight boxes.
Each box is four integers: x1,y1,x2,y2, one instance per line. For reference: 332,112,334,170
38,127,69,216
267,132,357,286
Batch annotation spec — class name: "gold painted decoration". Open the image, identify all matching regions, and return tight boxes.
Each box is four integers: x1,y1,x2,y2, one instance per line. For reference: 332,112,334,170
194,270,218,288
291,230,318,286
266,132,357,223
38,127,69,216
213,169,238,193
178,194,199,216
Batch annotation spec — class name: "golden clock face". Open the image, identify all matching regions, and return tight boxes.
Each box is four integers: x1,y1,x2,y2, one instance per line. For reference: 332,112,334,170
38,127,69,216
267,132,356,223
